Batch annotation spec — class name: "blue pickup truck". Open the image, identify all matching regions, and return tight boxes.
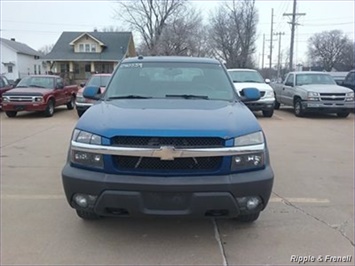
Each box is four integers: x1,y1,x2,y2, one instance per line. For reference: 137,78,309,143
62,56,274,223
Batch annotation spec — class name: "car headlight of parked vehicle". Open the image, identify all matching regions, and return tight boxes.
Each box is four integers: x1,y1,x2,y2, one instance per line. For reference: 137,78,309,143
76,92,85,103
345,92,354,101
232,131,265,171
264,91,274,98
307,91,320,101
70,129,103,168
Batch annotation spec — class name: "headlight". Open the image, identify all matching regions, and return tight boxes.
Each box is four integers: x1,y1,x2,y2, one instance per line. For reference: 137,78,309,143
73,129,102,144
308,92,319,97
70,129,103,168
76,92,85,103
346,92,354,97
234,131,264,146
2,96,10,102
231,152,265,171
307,92,320,101
264,91,274,98
33,96,43,102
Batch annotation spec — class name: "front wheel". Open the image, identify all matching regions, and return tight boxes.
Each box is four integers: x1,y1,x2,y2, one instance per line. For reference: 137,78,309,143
337,111,350,118
44,100,55,117
262,109,274,117
237,212,260,223
67,95,75,110
294,98,305,117
274,99,280,110
5,111,17,118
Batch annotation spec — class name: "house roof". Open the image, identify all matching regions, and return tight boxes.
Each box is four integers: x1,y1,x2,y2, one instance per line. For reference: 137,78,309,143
42,31,133,61
1,38,41,57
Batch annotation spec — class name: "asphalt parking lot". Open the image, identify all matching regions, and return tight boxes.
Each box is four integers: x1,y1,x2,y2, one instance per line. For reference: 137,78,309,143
1,107,354,265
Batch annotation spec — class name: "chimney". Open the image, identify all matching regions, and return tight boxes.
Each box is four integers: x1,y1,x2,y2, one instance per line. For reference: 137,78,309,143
11,38,16,41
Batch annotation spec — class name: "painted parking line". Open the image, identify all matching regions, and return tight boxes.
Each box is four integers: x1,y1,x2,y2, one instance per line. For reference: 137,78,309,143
1,194,330,203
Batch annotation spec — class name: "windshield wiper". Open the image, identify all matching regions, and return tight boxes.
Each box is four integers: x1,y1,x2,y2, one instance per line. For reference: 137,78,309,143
242,80,260,83
106,95,152,100
165,94,209,100
15,85,28,88
29,84,46,88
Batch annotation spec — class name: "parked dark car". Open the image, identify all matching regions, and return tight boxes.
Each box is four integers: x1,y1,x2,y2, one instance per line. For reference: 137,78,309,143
328,72,348,86
342,70,355,91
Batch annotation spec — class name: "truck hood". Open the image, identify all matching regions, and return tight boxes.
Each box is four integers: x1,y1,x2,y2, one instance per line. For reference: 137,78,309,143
299,84,353,93
76,99,262,139
3,87,53,96
233,82,273,92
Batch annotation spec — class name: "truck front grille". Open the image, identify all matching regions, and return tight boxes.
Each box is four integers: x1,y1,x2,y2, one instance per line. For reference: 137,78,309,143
320,93,346,101
8,96,34,102
111,136,224,148
114,156,222,171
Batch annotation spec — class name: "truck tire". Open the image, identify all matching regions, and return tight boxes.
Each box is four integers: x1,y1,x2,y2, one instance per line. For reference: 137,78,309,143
67,95,75,110
294,98,305,117
5,111,17,118
237,212,260,223
262,109,274,117
76,210,100,220
44,99,55,117
337,111,350,118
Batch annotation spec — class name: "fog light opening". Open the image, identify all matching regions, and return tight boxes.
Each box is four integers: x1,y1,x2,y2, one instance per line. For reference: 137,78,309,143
74,194,88,208
246,197,261,210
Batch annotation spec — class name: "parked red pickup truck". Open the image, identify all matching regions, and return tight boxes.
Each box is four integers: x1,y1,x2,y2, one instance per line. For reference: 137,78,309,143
0,75,14,109
2,75,78,118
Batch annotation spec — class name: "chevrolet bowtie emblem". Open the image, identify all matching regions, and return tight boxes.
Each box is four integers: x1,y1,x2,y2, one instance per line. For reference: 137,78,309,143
152,146,182,160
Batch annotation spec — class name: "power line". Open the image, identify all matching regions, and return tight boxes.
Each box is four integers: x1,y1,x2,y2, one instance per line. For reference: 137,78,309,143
284,0,306,71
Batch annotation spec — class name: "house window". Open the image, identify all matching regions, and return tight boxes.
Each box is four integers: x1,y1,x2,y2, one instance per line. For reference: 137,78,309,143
91,44,96,52
85,44,90,52
85,64,91,72
34,65,37,75
60,63,69,73
8,65,13,73
79,44,84,52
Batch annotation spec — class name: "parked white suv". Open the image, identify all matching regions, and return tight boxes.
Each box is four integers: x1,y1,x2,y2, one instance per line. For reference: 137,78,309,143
228,69,275,117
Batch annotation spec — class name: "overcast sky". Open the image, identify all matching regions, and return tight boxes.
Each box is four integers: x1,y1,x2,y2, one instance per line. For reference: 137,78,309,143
1,0,354,68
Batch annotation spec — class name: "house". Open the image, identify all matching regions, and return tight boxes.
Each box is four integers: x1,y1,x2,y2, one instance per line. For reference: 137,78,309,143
42,31,136,84
0,38,43,80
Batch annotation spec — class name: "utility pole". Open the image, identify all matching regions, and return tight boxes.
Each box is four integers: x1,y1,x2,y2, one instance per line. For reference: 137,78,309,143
269,8,274,69
274,32,285,79
262,34,265,69
284,0,306,71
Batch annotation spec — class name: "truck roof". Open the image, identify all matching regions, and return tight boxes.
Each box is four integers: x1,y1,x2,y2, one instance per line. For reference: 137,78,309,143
227,69,257,72
23,74,60,78
122,56,221,64
288,71,331,75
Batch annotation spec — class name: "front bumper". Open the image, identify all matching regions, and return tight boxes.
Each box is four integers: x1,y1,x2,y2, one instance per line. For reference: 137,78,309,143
245,98,275,111
302,101,354,112
1,102,47,112
62,164,274,218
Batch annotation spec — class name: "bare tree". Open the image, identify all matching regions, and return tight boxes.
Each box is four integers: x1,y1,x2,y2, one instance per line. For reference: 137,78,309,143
209,0,258,68
96,26,124,32
115,0,187,55
38,44,54,55
155,7,211,56
334,41,355,71
308,30,350,71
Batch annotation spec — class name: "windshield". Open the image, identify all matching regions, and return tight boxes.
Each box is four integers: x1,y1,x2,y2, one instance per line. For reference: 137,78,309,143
228,70,265,83
16,76,54,89
105,62,235,101
87,75,111,87
295,74,336,85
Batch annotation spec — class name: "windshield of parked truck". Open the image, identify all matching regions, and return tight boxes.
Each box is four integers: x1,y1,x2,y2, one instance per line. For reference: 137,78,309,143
105,62,235,101
295,73,336,86
16,76,54,89
87,75,111,87
228,70,265,83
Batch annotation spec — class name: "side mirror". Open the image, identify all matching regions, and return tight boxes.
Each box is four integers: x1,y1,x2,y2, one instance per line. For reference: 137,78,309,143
265,78,271,84
56,83,64,89
240,88,261,102
83,86,101,100
80,82,86,88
